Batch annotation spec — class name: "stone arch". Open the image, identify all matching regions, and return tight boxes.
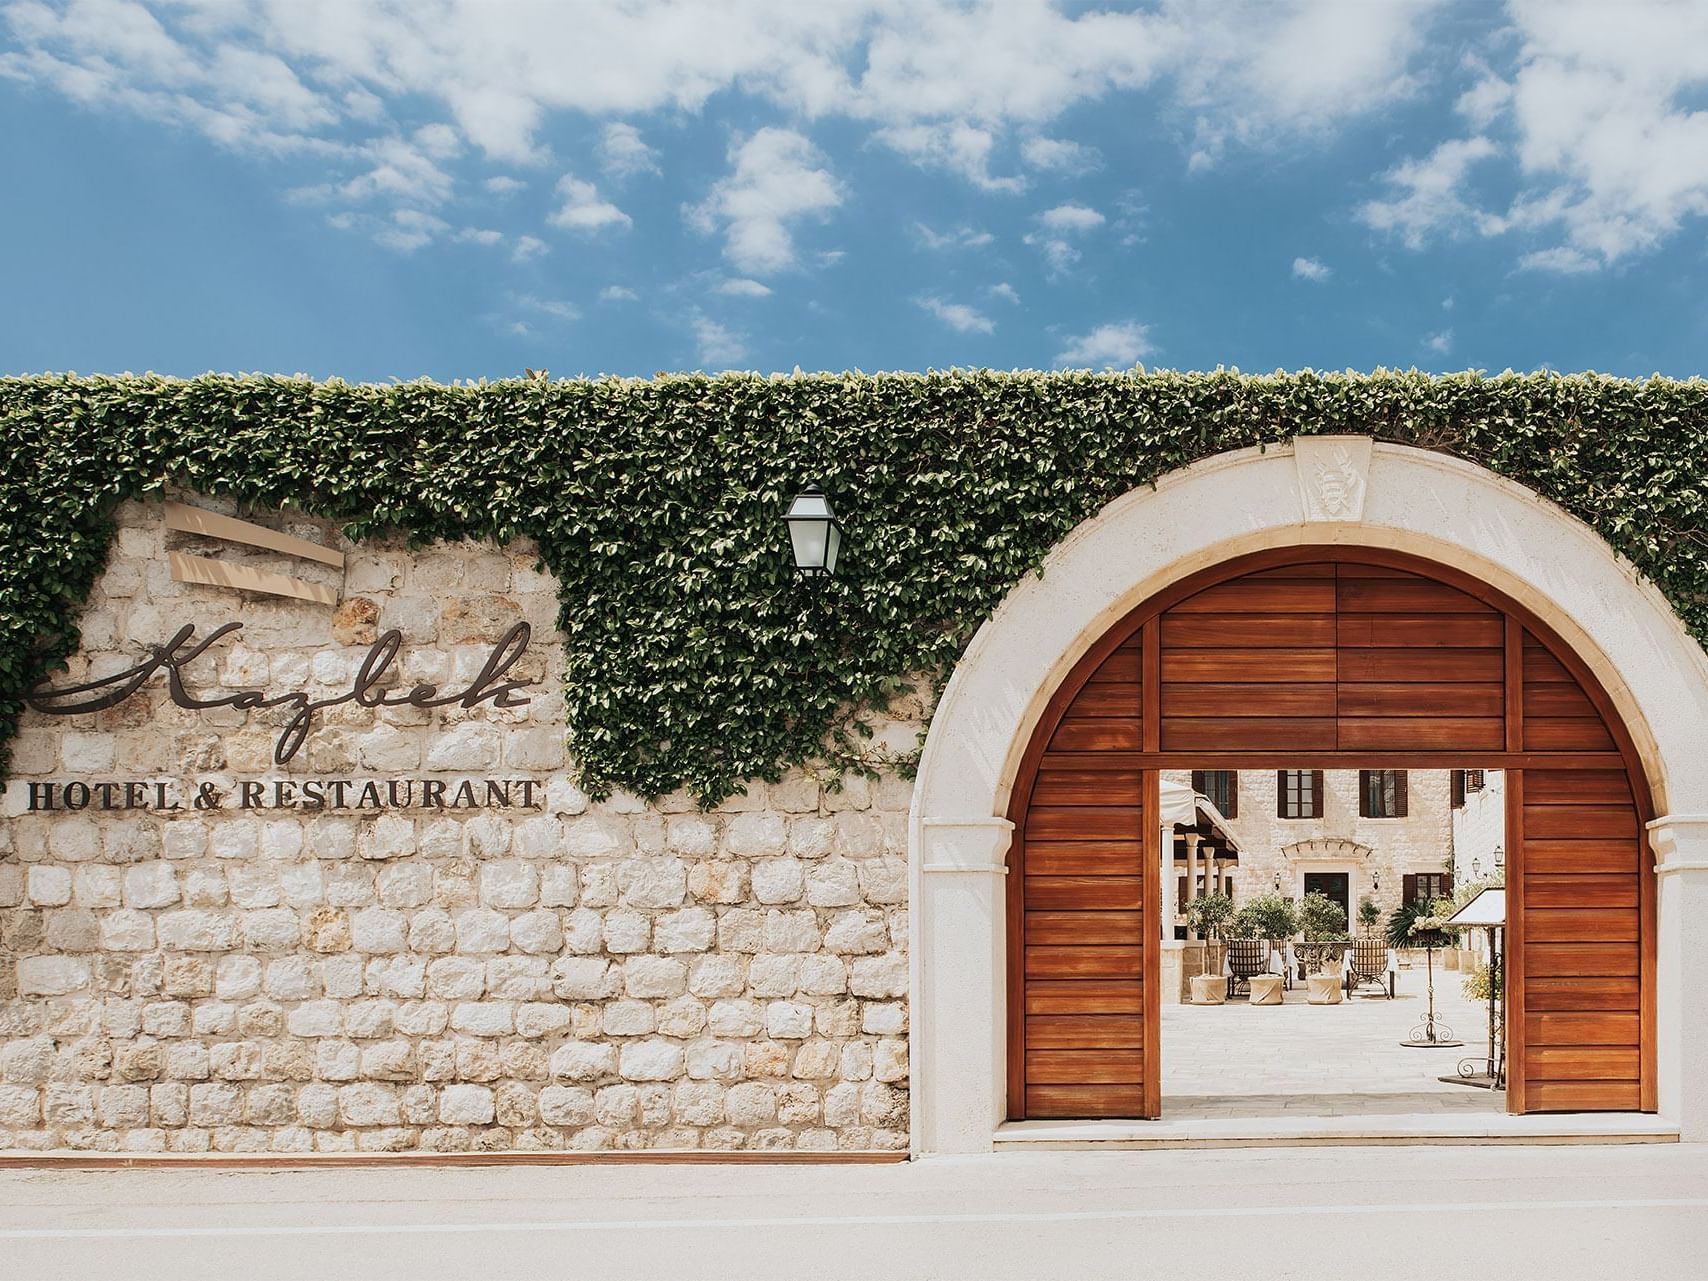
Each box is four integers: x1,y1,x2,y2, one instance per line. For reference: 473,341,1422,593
908,439,1708,1154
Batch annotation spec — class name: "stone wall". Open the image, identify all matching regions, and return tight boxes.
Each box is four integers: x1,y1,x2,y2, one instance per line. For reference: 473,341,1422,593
0,498,914,1153
1164,768,1456,923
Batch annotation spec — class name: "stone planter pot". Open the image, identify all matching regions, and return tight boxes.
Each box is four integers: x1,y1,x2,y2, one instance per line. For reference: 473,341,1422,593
1443,948,1461,971
1248,974,1284,1005
1306,973,1344,1004
1189,974,1227,1005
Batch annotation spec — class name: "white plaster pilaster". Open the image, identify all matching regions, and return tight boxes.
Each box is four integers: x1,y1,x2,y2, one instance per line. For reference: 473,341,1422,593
1649,816,1708,1137
910,817,1011,1156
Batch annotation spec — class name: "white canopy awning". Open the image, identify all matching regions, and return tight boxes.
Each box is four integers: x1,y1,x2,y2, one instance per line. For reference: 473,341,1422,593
1446,886,1506,928
1158,779,1197,827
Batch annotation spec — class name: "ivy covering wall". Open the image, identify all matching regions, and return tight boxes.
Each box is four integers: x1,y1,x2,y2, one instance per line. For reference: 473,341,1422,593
3,369,1706,804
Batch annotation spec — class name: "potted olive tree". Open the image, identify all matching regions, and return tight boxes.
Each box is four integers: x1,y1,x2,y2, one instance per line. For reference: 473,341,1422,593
1232,893,1299,1005
1299,890,1350,1004
1185,892,1235,1005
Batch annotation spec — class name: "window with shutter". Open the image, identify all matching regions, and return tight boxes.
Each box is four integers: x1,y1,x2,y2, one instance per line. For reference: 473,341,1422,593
1193,769,1238,818
1451,769,1466,808
1277,769,1319,819
1360,770,1407,818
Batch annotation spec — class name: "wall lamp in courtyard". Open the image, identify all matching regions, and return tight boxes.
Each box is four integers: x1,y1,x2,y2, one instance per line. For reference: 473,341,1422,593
1493,845,1505,869
784,486,845,577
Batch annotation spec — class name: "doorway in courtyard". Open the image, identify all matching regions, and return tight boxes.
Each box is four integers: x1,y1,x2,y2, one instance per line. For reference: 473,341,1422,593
1006,548,1655,1123
1160,764,1509,1123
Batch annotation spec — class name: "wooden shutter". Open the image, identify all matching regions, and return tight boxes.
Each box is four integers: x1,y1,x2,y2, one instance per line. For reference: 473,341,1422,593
1452,769,1466,808
1358,769,1372,817
1308,769,1324,818
1402,873,1419,906
1191,769,1205,793
1223,771,1238,819
1395,771,1409,817
1276,771,1287,818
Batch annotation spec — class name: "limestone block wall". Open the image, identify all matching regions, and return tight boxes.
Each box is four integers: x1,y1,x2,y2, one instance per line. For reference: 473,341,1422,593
0,498,914,1154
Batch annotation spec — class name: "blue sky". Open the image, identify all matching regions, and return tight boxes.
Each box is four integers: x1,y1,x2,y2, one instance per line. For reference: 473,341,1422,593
3,0,1708,382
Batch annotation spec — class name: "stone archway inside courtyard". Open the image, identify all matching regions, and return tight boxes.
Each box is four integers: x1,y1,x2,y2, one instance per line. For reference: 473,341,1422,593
908,439,1708,1155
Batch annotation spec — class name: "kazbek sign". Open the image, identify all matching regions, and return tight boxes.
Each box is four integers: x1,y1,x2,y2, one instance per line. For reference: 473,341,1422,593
21,619,545,815
27,620,536,765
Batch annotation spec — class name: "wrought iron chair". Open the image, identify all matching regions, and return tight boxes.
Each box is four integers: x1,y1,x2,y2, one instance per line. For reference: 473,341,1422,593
1344,935,1397,998
1225,938,1272,999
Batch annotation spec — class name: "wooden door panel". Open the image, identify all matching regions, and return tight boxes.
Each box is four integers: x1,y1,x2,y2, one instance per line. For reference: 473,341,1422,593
1525,1081,1642,1111
1335,682,1504,717
1024,877,1146,910
1160,684,1338,716
1525,977,1640,1011
1336,615,1505,647
1026,1015,1146,1048
1161,615,1338,647
1024,981,1144,1015
1025,910,1146,944
1025,1049,1145,1084
1024,1085,1148,1117
1023,840,1144,875
1160,649,1336,682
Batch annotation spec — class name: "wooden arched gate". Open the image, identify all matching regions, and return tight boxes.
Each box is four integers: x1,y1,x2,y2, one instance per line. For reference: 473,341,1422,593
1006,548,1655,1119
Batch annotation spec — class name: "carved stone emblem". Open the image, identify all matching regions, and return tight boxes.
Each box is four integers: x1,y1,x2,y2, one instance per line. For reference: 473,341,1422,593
1294,435,1374,522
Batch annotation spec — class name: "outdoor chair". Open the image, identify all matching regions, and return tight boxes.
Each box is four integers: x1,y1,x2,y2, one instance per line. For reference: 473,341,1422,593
1225,938,1272,999
1344,935,1397,998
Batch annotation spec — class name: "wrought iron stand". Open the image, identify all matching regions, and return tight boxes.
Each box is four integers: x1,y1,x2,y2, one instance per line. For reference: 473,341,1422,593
1400,939,1463,1049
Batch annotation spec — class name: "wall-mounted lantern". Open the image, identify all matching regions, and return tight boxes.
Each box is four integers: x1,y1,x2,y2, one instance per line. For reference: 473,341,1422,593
784,487,844,577
1471,858,1482,878
1273,871,1282,891
1492,844,1504,869
1372,870,1380,892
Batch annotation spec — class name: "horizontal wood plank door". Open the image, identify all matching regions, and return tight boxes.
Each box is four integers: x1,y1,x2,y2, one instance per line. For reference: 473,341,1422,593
1006,550,1655,1122
1012,634,1156,1119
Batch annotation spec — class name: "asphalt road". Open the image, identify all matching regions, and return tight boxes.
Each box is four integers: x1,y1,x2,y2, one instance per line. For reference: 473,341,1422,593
3,1142,1705,1280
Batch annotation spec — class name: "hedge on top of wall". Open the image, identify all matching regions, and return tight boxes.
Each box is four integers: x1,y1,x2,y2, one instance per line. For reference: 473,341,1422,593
3,368,1707,804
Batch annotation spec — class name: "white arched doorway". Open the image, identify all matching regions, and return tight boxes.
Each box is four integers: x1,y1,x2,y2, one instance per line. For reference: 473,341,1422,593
908,438,1708,1154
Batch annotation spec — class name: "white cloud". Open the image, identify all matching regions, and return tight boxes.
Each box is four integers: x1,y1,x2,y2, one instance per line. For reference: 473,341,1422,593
600,122,659,177
1424,328,1453,355
484,175,524,195
511,234,547,262
548,175,631,232
688,128,840,274
518,295,580,322
874,122,1025,192
1352,1,1708,272
1027,203,1104,274
1168,0,1445,167
1020,134,1101,174
1055,321,1154,369
600,285,639,302
689,312,748,367
374,208,449,253
454,227,503,246
989,282,1021,304
1292,255,1331,281
1357,136,1501,249
912,222,995,251
1039,204,1104,233
917,296,995,334
716,278,773,298
1516,246,1598,274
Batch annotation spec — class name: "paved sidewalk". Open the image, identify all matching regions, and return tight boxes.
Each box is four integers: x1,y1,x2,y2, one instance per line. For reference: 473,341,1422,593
2,1143,1704,1280
1163,963,1502,1119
